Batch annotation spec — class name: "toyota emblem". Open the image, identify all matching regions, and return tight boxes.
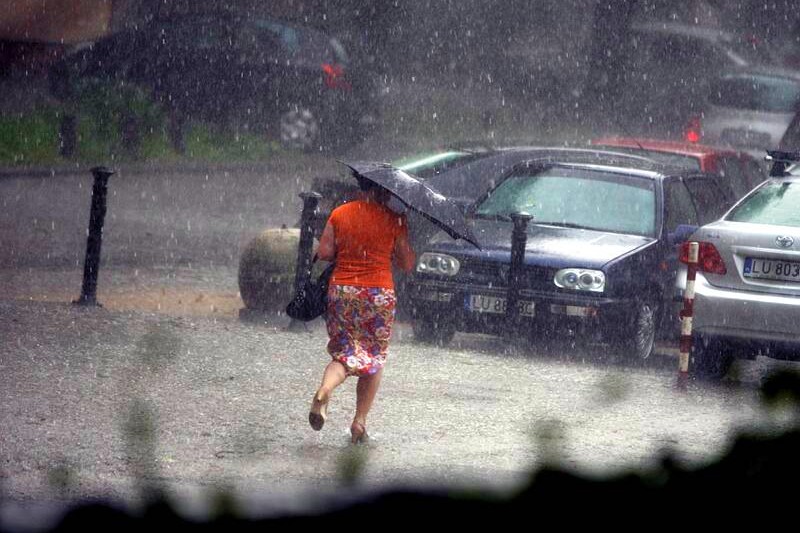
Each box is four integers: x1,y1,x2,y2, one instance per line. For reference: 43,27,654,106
776,235,795,248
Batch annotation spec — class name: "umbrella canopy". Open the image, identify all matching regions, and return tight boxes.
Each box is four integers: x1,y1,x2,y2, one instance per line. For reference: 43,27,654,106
338,160,481,250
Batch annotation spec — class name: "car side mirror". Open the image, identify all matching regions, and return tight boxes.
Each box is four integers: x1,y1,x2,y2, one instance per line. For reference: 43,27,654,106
668,224,698,246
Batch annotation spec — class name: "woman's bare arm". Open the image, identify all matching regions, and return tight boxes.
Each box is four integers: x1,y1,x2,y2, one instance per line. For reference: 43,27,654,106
317,221,336,262
393,231,416,273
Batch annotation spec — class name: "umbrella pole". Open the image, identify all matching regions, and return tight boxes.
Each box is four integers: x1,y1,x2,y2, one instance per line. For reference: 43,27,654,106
505,213,533,344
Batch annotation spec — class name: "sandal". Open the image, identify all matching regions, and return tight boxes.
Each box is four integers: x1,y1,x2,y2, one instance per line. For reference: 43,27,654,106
308,391,329,431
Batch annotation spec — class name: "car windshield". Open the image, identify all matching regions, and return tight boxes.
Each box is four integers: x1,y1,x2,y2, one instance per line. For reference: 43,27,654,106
709,73,800,113
726,180,800,227
474,166,657,237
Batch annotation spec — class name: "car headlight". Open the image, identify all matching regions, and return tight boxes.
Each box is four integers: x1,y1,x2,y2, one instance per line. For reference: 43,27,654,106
416,252,460,276
554,268,605,292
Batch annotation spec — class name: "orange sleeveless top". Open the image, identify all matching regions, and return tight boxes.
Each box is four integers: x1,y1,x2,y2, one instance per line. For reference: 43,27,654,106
328,199,409,289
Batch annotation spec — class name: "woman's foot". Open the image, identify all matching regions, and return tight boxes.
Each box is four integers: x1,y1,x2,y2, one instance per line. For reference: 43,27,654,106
308,390,329,431
350,420,368,444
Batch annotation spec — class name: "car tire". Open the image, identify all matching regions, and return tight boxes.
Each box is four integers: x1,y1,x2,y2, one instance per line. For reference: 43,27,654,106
612,300,659,361
412,318,456,347
690,336,734,381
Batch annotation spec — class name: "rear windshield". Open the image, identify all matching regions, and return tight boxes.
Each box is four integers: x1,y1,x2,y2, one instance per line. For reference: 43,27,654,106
251,19,342,64
709,73,800,113
726,181,800,227
474,166,657,237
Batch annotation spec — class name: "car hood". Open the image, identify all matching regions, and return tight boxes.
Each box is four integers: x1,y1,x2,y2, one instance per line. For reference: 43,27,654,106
426,219,656,269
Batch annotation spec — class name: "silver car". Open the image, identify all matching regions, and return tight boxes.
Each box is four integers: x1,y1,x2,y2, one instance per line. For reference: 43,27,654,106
681,175,800,378
698,67,800,154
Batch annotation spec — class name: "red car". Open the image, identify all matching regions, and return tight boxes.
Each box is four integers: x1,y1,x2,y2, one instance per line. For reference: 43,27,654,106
591,137,767,198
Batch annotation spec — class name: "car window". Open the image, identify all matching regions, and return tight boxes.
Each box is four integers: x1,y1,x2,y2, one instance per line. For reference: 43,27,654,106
716,157,752,198
252,19,340,64
663,179,699,229
683,176,731,224
742,159,768,191
727,181,800,227
709,73,800,112
779,111,800,150
474,166,656,237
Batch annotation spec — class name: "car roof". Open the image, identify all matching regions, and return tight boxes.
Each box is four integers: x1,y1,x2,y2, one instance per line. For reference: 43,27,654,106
629,21,739,43
770,175,800,183
591,136,748,159
487,146,683,178
715,65,800,81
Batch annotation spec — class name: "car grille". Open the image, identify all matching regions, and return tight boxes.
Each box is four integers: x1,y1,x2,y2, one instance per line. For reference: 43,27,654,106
455,258,554,290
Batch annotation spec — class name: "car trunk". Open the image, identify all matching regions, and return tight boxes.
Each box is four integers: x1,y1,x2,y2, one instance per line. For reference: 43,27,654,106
695,220,800,296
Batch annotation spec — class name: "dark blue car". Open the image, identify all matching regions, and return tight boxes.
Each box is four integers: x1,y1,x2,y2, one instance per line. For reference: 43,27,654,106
407,149,739,361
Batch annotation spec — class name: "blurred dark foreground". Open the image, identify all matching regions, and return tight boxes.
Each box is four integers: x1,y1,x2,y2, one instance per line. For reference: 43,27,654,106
6,369,800,531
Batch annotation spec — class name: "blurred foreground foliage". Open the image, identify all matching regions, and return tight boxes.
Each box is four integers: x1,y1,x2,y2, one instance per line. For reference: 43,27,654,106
4,368,798,531
0,79,282,165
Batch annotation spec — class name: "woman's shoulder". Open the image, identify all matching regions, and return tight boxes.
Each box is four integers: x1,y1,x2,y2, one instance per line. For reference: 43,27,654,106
330,199,362,218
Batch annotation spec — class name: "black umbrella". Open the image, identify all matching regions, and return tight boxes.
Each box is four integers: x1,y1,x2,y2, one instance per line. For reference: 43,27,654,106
338,160,481,250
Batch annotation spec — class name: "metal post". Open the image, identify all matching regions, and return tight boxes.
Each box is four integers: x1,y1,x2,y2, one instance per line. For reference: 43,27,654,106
74,166,115,307
677,241,699,389
58,114,77,159
505,212,533,334
288,191,321,330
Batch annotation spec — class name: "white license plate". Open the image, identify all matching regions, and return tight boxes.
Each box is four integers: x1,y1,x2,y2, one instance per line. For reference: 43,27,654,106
465,294,535,317
743,257,800,282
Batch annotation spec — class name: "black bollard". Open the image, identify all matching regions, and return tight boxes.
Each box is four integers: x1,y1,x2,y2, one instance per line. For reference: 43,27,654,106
505,212,533,335
288,191,322,330
74,166,115,307
58,114,77,159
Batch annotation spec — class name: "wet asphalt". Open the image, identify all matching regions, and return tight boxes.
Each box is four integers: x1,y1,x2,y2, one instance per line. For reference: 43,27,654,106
1,161,798,527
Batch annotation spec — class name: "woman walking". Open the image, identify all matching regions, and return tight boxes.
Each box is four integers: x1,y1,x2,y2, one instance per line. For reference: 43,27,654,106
309,176,416,444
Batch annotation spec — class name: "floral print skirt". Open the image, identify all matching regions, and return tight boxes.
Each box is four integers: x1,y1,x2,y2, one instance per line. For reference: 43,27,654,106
326,284,397,377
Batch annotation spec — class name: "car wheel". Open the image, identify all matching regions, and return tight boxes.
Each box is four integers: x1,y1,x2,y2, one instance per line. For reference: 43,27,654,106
279,104,322,151
612,300,658,361
690,337,734,381
412,318,456,347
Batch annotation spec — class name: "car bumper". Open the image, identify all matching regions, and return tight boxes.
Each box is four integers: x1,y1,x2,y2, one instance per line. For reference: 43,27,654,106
408,279,632,338
692,272,800,352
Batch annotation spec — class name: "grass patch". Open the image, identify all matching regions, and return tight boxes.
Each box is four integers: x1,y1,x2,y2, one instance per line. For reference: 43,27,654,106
0,79,283,166
0,110,62,165
183,124,281,163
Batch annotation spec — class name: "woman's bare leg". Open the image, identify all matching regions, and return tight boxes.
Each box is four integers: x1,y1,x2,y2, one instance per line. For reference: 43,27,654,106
351,368,383,442
317,360,348,398
309,361,347,431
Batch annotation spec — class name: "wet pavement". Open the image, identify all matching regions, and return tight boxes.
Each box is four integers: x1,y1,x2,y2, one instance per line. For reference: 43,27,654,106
2,162,799,529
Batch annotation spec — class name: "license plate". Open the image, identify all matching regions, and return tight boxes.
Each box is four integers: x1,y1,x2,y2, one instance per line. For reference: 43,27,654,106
743,257,800,282
465,294,535,317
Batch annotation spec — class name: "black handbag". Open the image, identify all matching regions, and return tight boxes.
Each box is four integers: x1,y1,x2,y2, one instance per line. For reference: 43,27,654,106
285,256,335,321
